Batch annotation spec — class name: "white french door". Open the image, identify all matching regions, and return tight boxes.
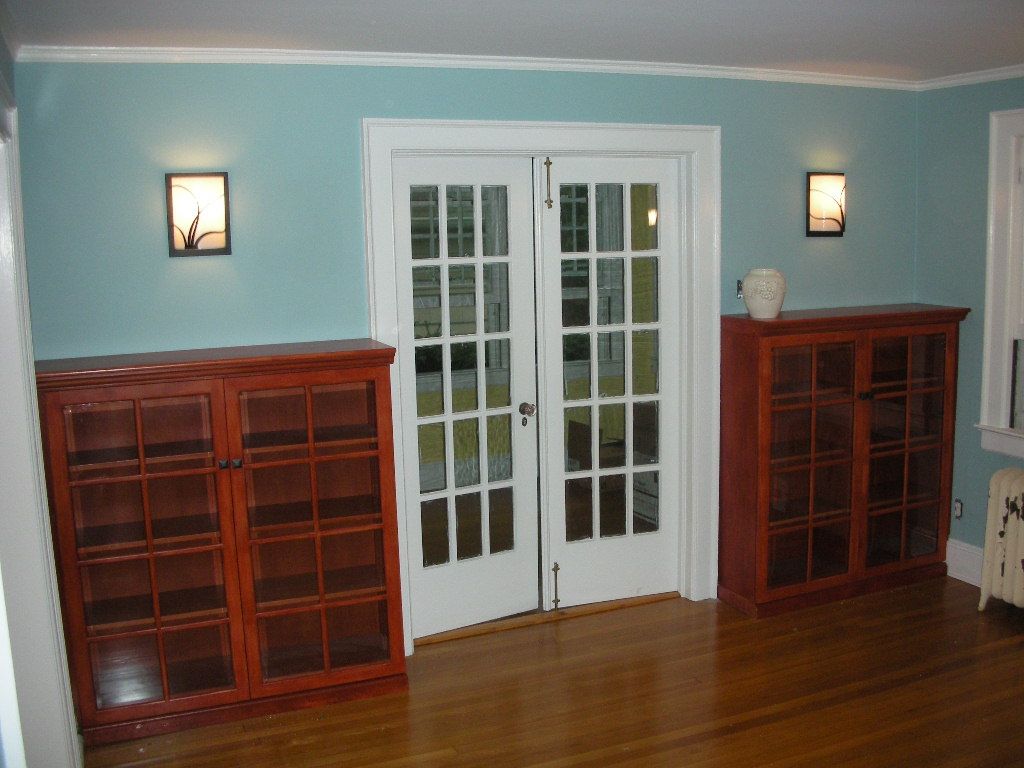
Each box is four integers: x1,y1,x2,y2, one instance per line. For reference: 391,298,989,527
392,156,539,638
539,157,681,608
392,151,684,637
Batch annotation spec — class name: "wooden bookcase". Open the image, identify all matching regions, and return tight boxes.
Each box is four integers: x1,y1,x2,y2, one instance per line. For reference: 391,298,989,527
719,304,969,617
36,340,406,744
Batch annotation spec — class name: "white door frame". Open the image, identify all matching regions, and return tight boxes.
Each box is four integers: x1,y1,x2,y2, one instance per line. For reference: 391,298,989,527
362,119,721,654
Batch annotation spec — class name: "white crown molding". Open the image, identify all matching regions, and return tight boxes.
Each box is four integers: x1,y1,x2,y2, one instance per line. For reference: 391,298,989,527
17,45,928,90
16,44,1024,92
916,62,1024,91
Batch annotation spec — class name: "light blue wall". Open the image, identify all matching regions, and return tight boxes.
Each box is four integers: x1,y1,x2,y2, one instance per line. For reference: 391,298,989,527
916,77,1024,546
16,62,918,359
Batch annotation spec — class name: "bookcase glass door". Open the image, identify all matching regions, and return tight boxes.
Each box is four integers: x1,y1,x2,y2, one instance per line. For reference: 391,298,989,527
866,331,946,568
231,376,391,691
765,339,855,591
59,385,245,713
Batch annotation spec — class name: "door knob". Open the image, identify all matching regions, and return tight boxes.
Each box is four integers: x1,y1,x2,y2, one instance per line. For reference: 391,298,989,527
519,402,537,426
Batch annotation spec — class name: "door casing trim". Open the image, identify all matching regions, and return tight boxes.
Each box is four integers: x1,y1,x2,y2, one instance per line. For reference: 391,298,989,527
361,119,721,654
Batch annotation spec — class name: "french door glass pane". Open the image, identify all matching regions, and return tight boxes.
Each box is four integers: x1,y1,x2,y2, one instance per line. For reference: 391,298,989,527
484,263,510,332
418,423,446,494
599,403,626,468
420,498,449,567
561,259,590,326
563,334,591,400
633,401,659,466
598,331,625,397
486,414,512,482
565,477,594,541
560,184,589,253
456,492,483,560
632,257,659,323
451,341,478,412
453,418,480,487
410,186,440,259
599,474,626,537
633,471,659,533
449,265,477,335
413,266,442,339
489,488,515,553
446,185,475,258
596,258,625,324
415,345,444,417
630,184,659,250
596,184,624,252
564,406,592,471
485,339,511,408
481,186,509,257
632,330,659,395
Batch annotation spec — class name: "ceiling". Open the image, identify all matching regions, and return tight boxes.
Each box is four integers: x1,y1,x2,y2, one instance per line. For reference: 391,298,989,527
6,0,1024,84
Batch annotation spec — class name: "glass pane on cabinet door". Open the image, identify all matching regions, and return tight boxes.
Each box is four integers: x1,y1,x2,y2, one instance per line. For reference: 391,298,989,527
64,401,139,480
316,457,381,528
767,530,808,589
155,550,227,625
252,539,319,609
816,344,854,396
322,530,386,598
327,600,390,669
866,513,902,566
259,610,324,680
164,625,235,697
81,559,154,635
246,463,313,538
771,347,812,403
312,383,377,455
770,469,810,525
90,635,162,709
872,337,909,393
869,453,905,510
72,480,146,557
911,334,945,388
149,474,220,549
907,447,941,503
871,397,907,446
140,395,214,471
815,403,852,458
771,409,811,463
909,391,944,444
907,505,939,557
814,463,852,518
240,388,308,463
811,522,850,579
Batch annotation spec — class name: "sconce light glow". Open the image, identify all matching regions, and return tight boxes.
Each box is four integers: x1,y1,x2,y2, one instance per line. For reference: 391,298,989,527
165,172,231,256
806,172,846,237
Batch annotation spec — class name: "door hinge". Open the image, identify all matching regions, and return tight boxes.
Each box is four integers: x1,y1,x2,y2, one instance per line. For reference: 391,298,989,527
551,561,561,608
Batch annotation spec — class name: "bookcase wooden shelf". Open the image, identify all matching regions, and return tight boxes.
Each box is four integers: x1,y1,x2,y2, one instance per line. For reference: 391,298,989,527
719,304,969,617
37,339,406,744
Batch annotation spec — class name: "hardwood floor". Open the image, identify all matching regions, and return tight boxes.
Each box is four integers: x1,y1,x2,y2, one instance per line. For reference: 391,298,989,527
86,578,1024,767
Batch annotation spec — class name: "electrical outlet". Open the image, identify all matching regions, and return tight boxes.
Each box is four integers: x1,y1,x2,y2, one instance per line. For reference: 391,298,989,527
953,498,963,519
736,279,743,299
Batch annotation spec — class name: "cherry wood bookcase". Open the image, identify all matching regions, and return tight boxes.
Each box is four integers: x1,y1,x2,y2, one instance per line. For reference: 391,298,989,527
719,304,969,617
36,340,406,744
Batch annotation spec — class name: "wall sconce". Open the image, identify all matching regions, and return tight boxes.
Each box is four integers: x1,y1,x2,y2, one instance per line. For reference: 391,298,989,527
165,172,231,256
806,172,846,237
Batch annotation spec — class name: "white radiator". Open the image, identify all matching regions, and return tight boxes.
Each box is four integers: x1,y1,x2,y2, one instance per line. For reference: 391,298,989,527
979,468,1024,610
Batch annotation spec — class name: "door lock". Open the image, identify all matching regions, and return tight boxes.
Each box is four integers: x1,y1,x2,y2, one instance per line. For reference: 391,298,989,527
519,402,537,425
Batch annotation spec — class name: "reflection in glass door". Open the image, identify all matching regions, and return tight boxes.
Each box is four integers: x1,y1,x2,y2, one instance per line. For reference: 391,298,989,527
541,157,682,609
393,156,539,638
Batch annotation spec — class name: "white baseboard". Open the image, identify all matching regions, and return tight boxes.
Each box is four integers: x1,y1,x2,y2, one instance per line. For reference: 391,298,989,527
946,539,983,587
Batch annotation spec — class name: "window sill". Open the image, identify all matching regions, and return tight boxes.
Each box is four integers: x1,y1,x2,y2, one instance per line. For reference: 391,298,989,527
977,423,1024,460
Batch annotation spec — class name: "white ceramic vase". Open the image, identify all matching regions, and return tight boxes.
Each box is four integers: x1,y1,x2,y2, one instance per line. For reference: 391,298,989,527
741,268,787,319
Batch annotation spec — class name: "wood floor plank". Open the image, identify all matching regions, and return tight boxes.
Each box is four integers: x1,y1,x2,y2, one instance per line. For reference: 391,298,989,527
85,579,1024,768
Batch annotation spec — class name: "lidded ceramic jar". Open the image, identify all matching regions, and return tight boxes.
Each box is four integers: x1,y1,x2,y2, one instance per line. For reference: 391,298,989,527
741,268,787,319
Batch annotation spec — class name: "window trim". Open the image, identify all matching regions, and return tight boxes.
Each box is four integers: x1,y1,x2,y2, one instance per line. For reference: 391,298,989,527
979,108,1024,458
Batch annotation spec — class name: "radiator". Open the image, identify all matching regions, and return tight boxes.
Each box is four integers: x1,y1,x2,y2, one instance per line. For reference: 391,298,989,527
979,468,1024,610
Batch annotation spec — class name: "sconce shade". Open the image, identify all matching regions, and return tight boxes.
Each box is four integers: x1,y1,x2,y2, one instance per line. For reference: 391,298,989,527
806,172,846,237
166,172,231,255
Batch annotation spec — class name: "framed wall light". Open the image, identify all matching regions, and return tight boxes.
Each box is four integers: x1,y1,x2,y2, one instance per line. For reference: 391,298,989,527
806,172,846,237
165,172,231,256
